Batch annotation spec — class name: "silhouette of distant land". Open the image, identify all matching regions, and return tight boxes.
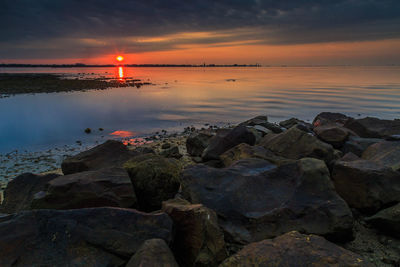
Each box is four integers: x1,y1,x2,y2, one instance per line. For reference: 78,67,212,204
0,63,262,68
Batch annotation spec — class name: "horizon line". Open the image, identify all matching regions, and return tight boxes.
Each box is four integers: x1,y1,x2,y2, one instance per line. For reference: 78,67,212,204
1,63,399,68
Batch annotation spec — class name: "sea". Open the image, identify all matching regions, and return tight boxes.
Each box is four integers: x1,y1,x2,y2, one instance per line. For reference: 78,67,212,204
0,66,399,180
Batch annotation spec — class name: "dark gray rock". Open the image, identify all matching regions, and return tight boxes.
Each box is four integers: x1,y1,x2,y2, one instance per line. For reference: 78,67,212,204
238,115,268,127
126,239,179,267
0,173,60,214
31,167,136,210
182,158,353,244
0,208,173,267
342,136,383,157
186,132,214,157
220,231,372,267
344,117,400,138
260,126,338,164
252,125,272,136
313,125,355,148
313,112,351,127
239,115,283,133
279,118,312,131
366,203,400,238
202,126,257,161
332,159,400,214
61,140,139,175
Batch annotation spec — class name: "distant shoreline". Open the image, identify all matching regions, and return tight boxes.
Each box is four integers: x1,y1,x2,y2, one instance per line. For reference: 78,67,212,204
1,64,399,68
0,64,262,68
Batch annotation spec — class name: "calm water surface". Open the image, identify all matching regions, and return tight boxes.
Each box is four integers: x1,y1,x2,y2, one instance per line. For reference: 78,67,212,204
1,66,400,153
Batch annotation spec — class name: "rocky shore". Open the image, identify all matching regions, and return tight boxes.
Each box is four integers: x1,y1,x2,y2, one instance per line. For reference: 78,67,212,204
1,112,400,266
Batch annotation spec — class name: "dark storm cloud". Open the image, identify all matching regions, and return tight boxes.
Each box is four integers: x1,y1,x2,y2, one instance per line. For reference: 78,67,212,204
1,0,399,59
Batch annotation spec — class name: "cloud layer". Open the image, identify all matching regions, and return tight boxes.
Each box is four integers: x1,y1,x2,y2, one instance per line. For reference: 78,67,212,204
1,0,399,60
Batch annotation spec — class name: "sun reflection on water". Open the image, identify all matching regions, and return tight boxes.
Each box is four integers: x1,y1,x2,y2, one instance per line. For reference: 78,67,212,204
118,66,124,81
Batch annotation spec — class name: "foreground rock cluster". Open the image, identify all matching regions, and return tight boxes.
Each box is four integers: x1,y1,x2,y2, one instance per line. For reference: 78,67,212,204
1,112,400,266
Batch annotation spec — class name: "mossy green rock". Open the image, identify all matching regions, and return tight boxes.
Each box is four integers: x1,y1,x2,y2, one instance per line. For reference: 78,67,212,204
124,154,182,212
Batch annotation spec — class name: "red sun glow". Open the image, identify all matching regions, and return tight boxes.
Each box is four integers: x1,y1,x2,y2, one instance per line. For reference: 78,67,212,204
116,55,124,62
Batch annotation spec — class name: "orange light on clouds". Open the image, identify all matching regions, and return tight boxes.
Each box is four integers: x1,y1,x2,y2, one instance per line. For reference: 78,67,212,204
116,55,124,62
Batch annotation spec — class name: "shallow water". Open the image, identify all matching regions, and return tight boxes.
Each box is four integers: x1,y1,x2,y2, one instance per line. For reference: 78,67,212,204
1,66,400,154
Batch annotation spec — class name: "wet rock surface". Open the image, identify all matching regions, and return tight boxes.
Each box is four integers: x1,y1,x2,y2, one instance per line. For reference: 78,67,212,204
220,231,372,267
0,207,173,267
182,158,353,244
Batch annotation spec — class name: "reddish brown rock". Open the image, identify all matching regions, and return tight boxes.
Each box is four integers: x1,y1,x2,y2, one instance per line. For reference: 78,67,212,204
162,198,227,266
126,239,179,267
220,231,372,267
61,140,139,175
332,159,400,213
31,167,136,210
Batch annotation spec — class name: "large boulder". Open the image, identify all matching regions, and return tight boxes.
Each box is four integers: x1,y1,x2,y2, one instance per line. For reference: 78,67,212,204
344,117,400,138
332,159,400,213
31,167,136,210
220,231,372,267
342,136,383,157
313,112,351,127
219,143,290,167
0,208,173,266
279,118,312,131
126,239,179,267
186,131,214,157
162,198,227,266
260,126,338,163
124,154,182,212
0,173,59,214
239,115,283,133
202,126,257,161
182,158,353,244
62,140,138,175
362,141,400,171
313,125,355,148
366,203,400,238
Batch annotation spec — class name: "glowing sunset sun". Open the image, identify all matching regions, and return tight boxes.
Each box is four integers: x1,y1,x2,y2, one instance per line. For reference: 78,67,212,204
116,55,124,62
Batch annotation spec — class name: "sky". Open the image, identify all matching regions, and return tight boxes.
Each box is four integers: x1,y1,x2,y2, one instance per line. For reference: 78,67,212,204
1,0,400,65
